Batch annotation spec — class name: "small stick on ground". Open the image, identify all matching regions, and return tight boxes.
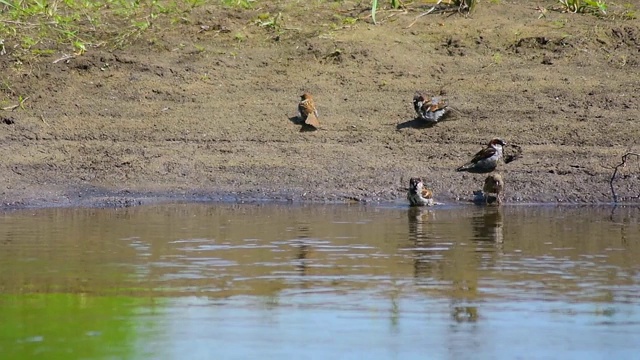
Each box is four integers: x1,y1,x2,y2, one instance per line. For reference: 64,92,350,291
609,152,639,203
2,96,29,111
53,54,76,64
406,0,443,28
40,114,50,127
2,104,19,111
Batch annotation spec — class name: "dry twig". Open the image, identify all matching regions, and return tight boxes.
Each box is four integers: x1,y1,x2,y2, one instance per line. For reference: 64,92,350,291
406,0,443,28
40,114,50,126
53,54,76,64
405,0,476,28
609,152,639,203
1,104,19,111
1,96,29,111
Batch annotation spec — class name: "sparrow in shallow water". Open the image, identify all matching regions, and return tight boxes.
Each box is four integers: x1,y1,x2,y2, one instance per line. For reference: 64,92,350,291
456,138,507,173
483,173,505,205
413,92,449,123
298,92,320,129
407,177,435,207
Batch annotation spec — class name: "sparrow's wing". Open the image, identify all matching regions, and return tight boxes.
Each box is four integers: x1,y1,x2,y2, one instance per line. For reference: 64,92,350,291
421,188,433,199
300,98,320,128
470,147,497,164
304,111,320,128
483,178,493,193
427,96,448,112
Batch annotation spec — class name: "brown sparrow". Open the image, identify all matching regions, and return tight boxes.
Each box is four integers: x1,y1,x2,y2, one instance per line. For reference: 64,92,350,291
407,177,435,207
413,92,449,123
456,138,507,173
298,92,320,129
483,174,505,205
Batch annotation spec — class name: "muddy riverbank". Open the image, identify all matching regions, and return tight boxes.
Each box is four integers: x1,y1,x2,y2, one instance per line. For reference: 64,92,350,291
1,1,638,208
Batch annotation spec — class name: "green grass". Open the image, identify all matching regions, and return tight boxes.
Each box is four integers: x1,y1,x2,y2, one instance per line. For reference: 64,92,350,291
620,3,636,19
0,0,268,60
255,11,282,32
0,0,193,59
0,0,635,63
371,0,404,25
557,0,608,15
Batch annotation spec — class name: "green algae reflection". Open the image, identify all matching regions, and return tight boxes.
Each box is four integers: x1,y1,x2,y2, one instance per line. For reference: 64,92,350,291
0,293,162,359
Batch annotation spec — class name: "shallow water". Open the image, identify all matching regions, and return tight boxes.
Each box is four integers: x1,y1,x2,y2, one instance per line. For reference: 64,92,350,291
0,204,639,359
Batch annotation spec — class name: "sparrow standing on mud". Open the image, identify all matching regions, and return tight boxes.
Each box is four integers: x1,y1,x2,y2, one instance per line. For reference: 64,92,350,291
483,173,505,205
298,92,320,129
456,138,507,173
413,92,449,123
407,177,435,207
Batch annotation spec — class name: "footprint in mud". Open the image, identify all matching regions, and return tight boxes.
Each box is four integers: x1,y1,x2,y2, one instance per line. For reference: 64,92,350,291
2,117,16,125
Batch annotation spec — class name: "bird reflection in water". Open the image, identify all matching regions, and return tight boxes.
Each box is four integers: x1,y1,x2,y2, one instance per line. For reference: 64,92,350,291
406,207,441,280
293,224,312,277
452,306,479,323
407,207,505,324
407,207,437,240
472,207,504,246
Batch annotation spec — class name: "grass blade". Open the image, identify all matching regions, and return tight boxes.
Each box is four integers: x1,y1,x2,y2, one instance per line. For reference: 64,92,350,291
371,0,377,25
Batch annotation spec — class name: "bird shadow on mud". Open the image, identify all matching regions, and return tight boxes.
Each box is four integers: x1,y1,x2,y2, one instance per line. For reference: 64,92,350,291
504,144,524,164
396,112,457,130
288,116,317,132
396,117,438,130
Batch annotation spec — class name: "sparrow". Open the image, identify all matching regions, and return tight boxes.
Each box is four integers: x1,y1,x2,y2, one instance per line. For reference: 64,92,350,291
483,173,505,205
413,92,449,123
456,138,507,173
407,177,435,207
298,92,320,129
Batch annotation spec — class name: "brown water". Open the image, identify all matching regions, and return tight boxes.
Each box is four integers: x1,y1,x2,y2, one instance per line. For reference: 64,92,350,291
0,204,639,359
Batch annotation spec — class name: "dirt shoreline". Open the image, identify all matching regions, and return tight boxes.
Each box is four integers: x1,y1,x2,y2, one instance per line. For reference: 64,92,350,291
3,185,638,211
1,2,639,209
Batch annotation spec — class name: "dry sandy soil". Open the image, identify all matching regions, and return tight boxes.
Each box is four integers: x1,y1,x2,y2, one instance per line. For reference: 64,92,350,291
1,1,639,208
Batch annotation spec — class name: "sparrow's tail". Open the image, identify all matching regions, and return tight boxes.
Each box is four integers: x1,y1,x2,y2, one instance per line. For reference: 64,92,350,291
304,112,320,129
456,163,471,172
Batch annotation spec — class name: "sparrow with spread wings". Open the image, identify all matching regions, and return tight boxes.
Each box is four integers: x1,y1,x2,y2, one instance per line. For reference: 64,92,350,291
413,92,449,123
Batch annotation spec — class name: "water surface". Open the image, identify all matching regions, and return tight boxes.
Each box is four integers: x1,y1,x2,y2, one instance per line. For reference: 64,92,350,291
1,204,639,359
